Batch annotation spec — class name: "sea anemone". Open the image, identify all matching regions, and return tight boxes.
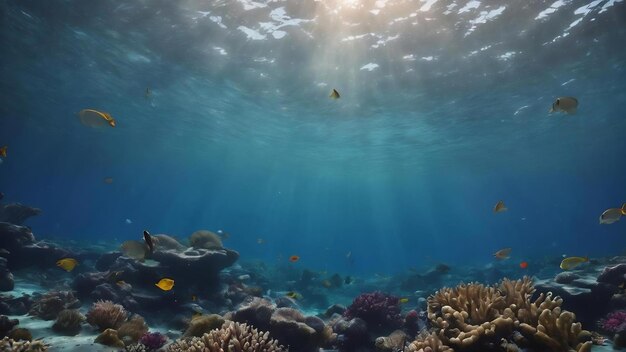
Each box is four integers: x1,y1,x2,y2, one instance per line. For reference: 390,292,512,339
86,300,128,331
52,309,84,336
118,314,149,344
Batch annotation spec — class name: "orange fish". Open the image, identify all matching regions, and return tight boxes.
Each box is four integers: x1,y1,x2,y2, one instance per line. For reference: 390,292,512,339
0,146,7,158
494,200,508,213
289,255,300,262
520,261,528,269
494,248,511,260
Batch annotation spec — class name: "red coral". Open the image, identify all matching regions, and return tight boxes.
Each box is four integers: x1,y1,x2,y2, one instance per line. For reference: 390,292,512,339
600,310,626,333
344,291,402,331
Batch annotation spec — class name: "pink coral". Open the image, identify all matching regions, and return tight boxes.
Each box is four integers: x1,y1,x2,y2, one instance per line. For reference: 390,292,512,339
600,310,626,333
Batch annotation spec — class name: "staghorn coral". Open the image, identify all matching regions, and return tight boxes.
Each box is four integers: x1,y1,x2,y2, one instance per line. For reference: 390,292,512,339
189,230,223,249
167,321,284,352
28,291,80,320
0,337,47,352
344,291,403,332
412,277,593,352
118,315,149,345
52,309,84,336
86,300,128,331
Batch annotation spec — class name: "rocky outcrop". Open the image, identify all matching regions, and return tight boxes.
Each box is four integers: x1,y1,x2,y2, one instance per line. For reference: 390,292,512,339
0,203,40,226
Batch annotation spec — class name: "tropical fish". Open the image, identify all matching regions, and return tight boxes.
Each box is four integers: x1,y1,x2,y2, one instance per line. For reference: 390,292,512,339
520,261,528,269
257,238,265,244
125,219,133,224
599,204,626,224
494,248,512,260
143,230,154,254
155,278,175,291
56,258,78,272
78,109,116,128
286,291,301,300
120,240,148,260
549,97,578,114
103,177,114,184
0,146,6,158
289,255,300,262
399,298,409,304
330,89,340,99
494,200,508,213
560,256,588,270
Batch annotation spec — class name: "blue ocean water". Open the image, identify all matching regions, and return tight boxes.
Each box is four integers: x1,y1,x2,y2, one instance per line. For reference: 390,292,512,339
1,0,625,278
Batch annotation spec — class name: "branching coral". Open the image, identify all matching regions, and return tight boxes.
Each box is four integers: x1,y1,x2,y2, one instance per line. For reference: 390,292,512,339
344,291,403,332
86,300,128,331
0,336,47,352
52,309,84,336
411,277,593,352
167,321,284,352
28,291,80,320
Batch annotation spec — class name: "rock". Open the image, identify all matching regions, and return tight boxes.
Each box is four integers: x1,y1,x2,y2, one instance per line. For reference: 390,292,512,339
0,223,34,252
0,258,14,291
275,296,299,309
73,272,111,298
95,328,125,348
8,242,74,270
231,297,275,331
0,315,18,338
324,304,346,318
375,330,407,352
598,264,626,286
95,252,122,271
555,272,579,284
0,204,40,225
0,294,32,315
269,308,318,351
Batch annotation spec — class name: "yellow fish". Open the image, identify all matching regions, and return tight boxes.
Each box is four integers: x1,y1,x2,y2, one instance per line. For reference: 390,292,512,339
560,256,588,270
78,109,116,128
399,298,409,304
257,238,265,244
494,200,507,213
286,291,301,300
155,278,175,291
0,146,7,158
56,258,78,272
330,89,340,99
494,248,512,260
599,204,626,224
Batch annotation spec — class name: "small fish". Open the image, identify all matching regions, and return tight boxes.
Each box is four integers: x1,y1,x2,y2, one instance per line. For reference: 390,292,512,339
0,146,7,158
520,261,528,269
143,230,154,254
599,204,626,224
78,109,116,128
494,200,508,213
155,278,175,291
257,238,265,244
125,219,132,224
330,89,340,99
238,274,250,280
549,97,578,114
560,256,588,270
289,255,300,262
103,177,114,184
286,291,301,299
56,258,78,272
399,298,409,304
494,248,512,260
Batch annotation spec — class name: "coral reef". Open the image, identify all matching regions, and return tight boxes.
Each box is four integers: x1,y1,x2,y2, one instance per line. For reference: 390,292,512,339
7,328,32,341
189,230,223,249
167,321,284,352
599,310,626,333
86,300,128,331
94,328,125,348
139,332,167,350
28,291,80,320
0,315,18,338
344,291,403,333
408,277,593,352
184,314,225,337
118,314,149,344
0,337,47,352
52,309,84,336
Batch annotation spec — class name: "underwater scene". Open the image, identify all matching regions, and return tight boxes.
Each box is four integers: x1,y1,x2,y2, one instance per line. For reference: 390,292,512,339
1,0,626,351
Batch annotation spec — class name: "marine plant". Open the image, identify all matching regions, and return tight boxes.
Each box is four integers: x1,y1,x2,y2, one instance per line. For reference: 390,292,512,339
52,309,84,336
86,300,128,331
167,321,284,352
344,291,403,332
139,332,167,350
599,310,626,333
407,277,593,352
28,291,80,320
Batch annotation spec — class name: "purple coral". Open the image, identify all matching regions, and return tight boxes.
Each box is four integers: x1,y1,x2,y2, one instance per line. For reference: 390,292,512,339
139,332,167,350
600,310,626,333
344,291,402,331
